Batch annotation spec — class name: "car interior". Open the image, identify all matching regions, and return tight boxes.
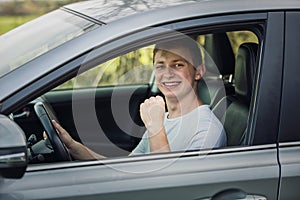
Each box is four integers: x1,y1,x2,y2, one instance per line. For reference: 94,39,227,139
11,29,259,163
198,34,259,147
212,42,258,146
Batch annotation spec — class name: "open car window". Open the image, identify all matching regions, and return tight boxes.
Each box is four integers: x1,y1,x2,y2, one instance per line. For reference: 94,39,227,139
55,46,155,90
24,28,260,162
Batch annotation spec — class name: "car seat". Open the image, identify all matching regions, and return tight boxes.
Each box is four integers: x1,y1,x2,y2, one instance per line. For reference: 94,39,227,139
198,33,235,108
212,42,258,146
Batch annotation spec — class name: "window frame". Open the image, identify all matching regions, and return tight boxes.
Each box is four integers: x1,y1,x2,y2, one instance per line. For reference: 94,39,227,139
67,13,268,148
52,13,270,154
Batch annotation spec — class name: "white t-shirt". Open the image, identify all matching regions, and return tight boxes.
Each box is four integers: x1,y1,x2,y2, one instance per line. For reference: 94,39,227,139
131,105,227,154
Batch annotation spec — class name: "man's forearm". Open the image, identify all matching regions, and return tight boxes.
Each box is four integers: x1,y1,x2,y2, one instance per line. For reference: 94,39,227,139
68,141,106,160
148,128,171,153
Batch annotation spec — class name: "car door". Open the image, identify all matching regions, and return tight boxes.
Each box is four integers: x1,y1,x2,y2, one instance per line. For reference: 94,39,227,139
1,12,282,200
277,11,300,200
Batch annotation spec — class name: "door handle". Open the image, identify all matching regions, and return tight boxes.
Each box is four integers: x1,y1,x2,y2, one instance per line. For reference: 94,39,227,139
195,188,267,200
12,107,30,119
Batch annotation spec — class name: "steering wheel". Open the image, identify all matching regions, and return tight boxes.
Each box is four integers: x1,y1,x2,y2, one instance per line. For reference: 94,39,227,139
34,102,71,161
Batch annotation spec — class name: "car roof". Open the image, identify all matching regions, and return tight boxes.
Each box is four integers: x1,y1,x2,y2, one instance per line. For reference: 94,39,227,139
63,0,194,24
64,0,300,24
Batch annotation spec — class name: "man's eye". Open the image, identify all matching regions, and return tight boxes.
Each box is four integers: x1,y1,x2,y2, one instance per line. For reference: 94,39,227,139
155,65,165,70
174,63,184,68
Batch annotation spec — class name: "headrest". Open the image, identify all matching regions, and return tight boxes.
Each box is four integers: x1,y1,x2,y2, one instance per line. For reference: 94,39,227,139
234,43,258,104
204,33,235,76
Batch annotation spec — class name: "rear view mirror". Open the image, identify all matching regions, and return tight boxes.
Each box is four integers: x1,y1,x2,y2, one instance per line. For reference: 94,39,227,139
0,115,27,179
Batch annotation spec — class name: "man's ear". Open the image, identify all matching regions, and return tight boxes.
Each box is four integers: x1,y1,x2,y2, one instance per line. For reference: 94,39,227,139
195,64,206,80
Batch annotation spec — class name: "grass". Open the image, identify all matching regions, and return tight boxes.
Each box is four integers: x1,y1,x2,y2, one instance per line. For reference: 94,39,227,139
0,15,39,35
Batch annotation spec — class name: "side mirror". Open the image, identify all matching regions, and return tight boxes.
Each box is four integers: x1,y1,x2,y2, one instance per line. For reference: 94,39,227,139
0,115,27,179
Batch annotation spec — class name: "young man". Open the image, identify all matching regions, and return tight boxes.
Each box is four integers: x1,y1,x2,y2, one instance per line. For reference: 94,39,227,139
52,37,227,160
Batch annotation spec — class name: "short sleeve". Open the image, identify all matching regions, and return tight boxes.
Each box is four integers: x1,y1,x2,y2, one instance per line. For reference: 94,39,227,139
131,132,149,155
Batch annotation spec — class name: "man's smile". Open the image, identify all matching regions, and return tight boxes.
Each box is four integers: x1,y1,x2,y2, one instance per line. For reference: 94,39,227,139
161,81,181,88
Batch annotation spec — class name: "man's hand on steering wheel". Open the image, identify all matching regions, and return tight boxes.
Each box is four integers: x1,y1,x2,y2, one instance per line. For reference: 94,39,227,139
34,102,71,161
51,120,75,150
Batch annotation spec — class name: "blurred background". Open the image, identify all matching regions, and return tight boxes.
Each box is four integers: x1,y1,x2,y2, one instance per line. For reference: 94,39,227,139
0,0,83,35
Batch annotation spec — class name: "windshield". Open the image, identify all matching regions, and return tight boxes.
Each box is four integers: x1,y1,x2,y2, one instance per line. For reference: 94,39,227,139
0,9,99,77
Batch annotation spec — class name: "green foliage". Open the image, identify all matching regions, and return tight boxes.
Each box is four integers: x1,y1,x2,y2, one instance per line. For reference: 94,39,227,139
0,15,38,35
227,31,258,55
56,47,154,90
0,0,83,15
0,0,83,35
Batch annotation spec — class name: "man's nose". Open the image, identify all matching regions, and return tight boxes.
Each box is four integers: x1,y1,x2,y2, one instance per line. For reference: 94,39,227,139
165,66,175,76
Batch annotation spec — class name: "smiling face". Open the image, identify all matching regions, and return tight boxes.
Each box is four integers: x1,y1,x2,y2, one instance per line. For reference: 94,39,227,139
154,47,203,101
